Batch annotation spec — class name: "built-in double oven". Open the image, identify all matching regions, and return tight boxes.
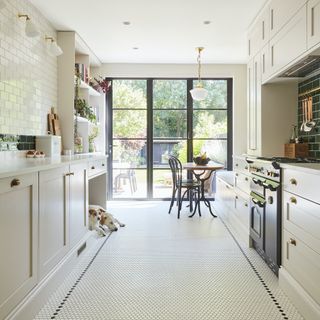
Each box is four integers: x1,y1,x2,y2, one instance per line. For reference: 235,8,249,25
247,159,281,275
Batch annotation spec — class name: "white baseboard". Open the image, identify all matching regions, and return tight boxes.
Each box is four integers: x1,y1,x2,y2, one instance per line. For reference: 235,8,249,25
5,232,96,320
279,267,320,320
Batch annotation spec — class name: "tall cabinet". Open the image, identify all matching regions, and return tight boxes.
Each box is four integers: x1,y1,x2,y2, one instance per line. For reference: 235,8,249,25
57,32,106,154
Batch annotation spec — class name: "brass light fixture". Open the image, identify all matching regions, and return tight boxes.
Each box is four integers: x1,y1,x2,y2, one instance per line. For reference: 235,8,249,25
190,47,208,101
18,13,40,38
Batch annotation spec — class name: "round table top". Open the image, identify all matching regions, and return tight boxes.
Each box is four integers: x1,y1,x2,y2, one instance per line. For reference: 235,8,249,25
183,161,224,170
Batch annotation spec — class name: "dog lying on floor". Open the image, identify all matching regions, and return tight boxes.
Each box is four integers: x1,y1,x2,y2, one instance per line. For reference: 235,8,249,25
89,205,125,236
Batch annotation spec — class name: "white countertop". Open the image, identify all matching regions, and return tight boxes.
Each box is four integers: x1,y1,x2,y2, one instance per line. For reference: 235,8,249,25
280,162,320,175
0,153,107,179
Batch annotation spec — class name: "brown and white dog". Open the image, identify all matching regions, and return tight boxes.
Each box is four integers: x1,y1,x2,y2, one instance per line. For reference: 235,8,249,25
89,205,125,234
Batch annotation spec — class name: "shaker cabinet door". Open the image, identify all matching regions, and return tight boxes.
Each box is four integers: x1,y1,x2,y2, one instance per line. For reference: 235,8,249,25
0,173,38,319
69,163,88,248
39,166,69,279
307,0,320,49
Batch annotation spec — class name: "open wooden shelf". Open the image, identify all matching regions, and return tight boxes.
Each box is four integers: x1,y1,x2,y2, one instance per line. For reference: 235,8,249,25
74,77,101,97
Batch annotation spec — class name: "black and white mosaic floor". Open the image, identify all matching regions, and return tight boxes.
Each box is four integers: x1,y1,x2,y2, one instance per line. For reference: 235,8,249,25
34,201,303,320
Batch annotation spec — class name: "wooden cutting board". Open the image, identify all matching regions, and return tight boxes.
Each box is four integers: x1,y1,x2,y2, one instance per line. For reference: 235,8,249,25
52,119,61,136
48,114,55,134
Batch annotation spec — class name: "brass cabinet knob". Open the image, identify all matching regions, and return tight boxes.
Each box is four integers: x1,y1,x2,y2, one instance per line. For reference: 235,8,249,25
91,166,95,170
102,163,105,167
290,197,297,204
235,163,239,167
245,177,249,181
245,166,248,170
244,202,248,207
11,178,20,187
289,238,297,246
235,173,239,177
235,195,239,200
290,178,297,185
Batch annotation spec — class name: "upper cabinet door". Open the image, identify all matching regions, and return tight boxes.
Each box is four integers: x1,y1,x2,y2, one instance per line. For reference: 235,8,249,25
270,0,307,38
261,5,270,48
269,5,307,76
307,0,320,49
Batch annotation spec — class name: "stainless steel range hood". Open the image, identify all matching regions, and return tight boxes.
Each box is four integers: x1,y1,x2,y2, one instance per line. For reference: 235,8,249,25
279,55,320,78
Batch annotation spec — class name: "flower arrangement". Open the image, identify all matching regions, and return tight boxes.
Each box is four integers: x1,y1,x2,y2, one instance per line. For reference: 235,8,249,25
93,76,111,93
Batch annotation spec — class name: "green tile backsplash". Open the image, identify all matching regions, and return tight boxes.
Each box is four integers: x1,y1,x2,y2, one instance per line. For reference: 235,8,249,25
298,74,320,158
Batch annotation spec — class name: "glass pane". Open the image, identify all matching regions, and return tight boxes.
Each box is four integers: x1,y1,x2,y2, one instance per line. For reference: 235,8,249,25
153,140,187,168
113,110,147,138
153,80,187,109
153,110,187,138
193,139,227,167
113,140,147,168
193,110,227,139
113,80,147,109
193,80,227,109
113,169,147,198
153,170,173,198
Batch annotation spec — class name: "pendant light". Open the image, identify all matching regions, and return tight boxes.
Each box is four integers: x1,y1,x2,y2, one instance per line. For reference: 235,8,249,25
190,47,208,101
18,14,40,38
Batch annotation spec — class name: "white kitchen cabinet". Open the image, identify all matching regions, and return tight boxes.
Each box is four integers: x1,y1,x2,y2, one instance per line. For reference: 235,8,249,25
269,0,307,38
307,0,320,49
0,173,38,319
269,5,307,76
69,162,88,248
39,166,69,279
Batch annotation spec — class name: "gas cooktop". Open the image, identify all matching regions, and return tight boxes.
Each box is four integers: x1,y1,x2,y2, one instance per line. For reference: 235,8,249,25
256,157,320,163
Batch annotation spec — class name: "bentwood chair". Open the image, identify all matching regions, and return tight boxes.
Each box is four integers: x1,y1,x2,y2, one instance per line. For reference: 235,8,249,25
168,155,200,219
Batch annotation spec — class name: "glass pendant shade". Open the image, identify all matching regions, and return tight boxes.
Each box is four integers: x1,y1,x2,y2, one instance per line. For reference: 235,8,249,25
50,41,63,56
190,47,208,101
25,18,40,38
190,83,208,101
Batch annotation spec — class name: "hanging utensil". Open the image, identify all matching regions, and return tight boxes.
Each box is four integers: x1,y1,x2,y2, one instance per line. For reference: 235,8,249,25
306,96,316,129
300,99,307,132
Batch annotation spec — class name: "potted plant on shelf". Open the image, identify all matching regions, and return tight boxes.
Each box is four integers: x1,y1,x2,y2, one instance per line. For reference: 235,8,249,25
93,76,111,93
74,98,97,123
88,126,99,153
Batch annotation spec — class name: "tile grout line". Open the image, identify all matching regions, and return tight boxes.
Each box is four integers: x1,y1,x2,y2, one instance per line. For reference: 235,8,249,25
219,218,290,320
49,233,113,320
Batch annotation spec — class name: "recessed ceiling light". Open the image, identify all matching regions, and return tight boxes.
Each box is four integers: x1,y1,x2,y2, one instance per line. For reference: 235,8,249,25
203,20,211,25
123,21,131,25
133,47,139,50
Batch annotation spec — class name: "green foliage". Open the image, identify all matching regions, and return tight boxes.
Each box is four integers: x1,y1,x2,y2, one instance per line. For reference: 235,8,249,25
75,99,97,123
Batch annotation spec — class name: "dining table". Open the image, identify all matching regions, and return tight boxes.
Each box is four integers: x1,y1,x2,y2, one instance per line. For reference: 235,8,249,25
183,161,224,217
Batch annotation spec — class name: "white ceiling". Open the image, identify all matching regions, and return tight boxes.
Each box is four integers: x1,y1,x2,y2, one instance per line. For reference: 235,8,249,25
29,0,266,64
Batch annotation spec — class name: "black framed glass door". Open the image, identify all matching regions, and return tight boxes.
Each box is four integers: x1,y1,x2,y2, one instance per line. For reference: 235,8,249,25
107,78,232,200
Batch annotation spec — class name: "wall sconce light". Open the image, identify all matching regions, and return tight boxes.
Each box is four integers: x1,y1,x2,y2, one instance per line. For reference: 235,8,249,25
18,14,40,38
45,36,63,56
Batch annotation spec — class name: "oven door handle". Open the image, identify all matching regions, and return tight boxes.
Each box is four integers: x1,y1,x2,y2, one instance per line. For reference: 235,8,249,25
252,198,265,208
262,180,280,191
252,178,264,186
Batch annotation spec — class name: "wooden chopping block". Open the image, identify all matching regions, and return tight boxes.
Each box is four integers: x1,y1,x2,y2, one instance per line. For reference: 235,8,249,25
52,119,61,136
48,114,55,134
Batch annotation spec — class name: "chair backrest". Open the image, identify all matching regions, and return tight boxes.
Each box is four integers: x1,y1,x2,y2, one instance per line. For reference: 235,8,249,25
168,155,182,188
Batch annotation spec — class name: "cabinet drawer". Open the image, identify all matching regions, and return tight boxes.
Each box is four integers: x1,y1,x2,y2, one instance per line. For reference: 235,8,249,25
88,159,107,178
234,172,251,194
234,193,250,228
0,173,35,194
233,157,249,174
216,178,234,210
283,169,320,204
283,229,320,305
283,191,320,254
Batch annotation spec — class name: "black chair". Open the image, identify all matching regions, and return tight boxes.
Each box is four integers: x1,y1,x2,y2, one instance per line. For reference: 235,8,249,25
168,155,200,219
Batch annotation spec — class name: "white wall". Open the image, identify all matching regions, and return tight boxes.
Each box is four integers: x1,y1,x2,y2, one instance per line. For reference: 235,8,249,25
92,63,247,156
0,0,57,135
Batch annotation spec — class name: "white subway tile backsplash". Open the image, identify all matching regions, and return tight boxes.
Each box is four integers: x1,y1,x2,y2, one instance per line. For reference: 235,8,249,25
0,0,57,135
